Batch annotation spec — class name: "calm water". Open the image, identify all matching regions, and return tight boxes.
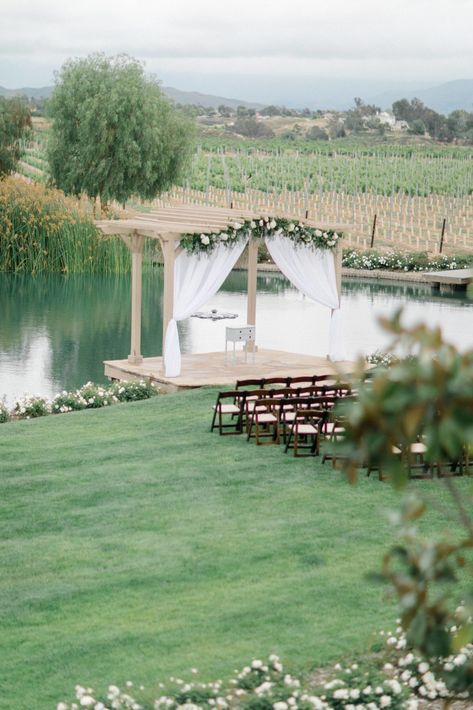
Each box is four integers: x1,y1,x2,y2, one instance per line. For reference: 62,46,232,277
1,269,472,404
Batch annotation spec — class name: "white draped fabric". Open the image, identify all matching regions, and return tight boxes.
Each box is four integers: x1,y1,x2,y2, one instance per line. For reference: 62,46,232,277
264,235,347,361
164,238,249,377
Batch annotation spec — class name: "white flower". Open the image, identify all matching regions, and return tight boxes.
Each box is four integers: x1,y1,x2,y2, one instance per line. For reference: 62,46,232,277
380,696,391,708
79,697,95,708
250,221,256,228
233,222,242,230
333,689,349,699
350,689,360,699
57,704,69,710
200,235,210,246
315,229,322,236
259,219,264,226
287,223,295,232
272,702,288,710
269,220,277,229
389,680,401,696
418,662,429,673
251,659,263,669
454,653,467,665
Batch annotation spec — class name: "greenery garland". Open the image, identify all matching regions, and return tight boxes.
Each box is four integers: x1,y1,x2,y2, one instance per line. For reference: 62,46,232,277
179,216,342,255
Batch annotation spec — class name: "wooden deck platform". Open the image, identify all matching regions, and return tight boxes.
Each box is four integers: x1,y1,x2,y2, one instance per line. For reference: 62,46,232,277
424,268,473,292
104,349,357,390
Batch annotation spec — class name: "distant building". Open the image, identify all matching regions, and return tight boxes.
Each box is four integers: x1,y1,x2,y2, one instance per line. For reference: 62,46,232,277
393,120,409,132
377,111,396,127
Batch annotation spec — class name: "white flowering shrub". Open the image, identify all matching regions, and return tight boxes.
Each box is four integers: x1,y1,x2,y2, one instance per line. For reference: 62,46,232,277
78,382,116,409
317,666,409,710
366,352,400,368
110,380,158,403
379,620,473,705
13,395,50,419
0,400,10,423
57,652,432,710
51,390,88,414
1,380,158,423
342,249,473,272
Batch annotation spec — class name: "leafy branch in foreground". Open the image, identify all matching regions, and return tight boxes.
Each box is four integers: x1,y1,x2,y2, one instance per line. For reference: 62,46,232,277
337,312,473,698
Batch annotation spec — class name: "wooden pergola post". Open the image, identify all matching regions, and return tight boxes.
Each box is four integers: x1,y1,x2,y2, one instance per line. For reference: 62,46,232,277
120,232,145,365
161,236,176,369
334,241,343,304
246,237,258,351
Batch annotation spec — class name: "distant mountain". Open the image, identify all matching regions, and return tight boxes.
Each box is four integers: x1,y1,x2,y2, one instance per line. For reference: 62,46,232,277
2,79,472,115
373,79,473,115
0,84,262,110
161,86,263,110
0,85,53,99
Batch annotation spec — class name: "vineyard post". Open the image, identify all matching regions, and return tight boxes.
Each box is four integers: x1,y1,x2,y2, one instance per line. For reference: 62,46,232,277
439,217,447,253
370,213,377,248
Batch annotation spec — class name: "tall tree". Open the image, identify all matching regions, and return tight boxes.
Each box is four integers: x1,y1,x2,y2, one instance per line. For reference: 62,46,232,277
47,54,193,206
0,97,31,177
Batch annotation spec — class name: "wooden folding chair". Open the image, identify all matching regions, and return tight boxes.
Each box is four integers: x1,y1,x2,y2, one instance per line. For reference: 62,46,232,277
322,415,347,466
284,409,323,457
243,388,272,433
262,376,292,389
210,390,246,435
278,395,313,443
236,378,265,391
288,375,317,389
247,397,280,445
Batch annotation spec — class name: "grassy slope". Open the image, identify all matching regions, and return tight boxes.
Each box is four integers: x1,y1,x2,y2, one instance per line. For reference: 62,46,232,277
0,388,468,709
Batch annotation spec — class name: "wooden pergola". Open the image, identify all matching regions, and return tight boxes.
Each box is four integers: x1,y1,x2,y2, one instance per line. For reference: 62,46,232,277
96,204,346,375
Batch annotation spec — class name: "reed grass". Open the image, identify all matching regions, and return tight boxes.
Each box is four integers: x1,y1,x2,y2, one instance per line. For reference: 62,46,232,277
0,176,129,273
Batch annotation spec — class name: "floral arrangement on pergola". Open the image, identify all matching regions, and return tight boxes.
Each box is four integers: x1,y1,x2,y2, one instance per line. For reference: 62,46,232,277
180,215,342,254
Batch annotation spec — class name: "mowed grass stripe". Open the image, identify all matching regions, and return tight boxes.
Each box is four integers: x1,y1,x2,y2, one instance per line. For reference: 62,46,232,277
0,387,466,709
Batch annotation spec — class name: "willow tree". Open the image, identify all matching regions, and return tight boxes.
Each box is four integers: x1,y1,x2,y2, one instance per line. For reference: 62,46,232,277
0,97,31,177
47,54,193,209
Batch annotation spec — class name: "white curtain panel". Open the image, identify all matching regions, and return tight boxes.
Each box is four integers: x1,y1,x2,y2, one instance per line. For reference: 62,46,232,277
164,237,249,377
264,234,347,361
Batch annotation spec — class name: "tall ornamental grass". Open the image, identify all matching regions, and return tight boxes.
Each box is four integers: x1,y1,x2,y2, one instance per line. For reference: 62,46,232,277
0,177,129,273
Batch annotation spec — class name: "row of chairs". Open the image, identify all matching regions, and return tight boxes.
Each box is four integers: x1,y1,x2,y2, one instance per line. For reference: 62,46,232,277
210,383,348,458
210,379,472,477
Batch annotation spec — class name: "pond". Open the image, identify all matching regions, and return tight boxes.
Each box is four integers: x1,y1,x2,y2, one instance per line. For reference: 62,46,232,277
1,269,472,405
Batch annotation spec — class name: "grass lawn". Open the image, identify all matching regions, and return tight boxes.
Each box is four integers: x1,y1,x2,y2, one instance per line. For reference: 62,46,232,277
0,387,469,709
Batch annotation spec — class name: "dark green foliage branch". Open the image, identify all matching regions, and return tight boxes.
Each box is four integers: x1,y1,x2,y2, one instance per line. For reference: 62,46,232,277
0,97,31,176
47,54,194,204
338,313,473,696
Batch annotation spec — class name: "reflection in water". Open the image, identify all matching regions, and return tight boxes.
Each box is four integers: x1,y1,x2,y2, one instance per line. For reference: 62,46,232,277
0,269,472,404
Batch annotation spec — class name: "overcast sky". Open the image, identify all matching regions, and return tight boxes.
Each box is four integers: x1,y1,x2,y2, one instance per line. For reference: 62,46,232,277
1,0,473,103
